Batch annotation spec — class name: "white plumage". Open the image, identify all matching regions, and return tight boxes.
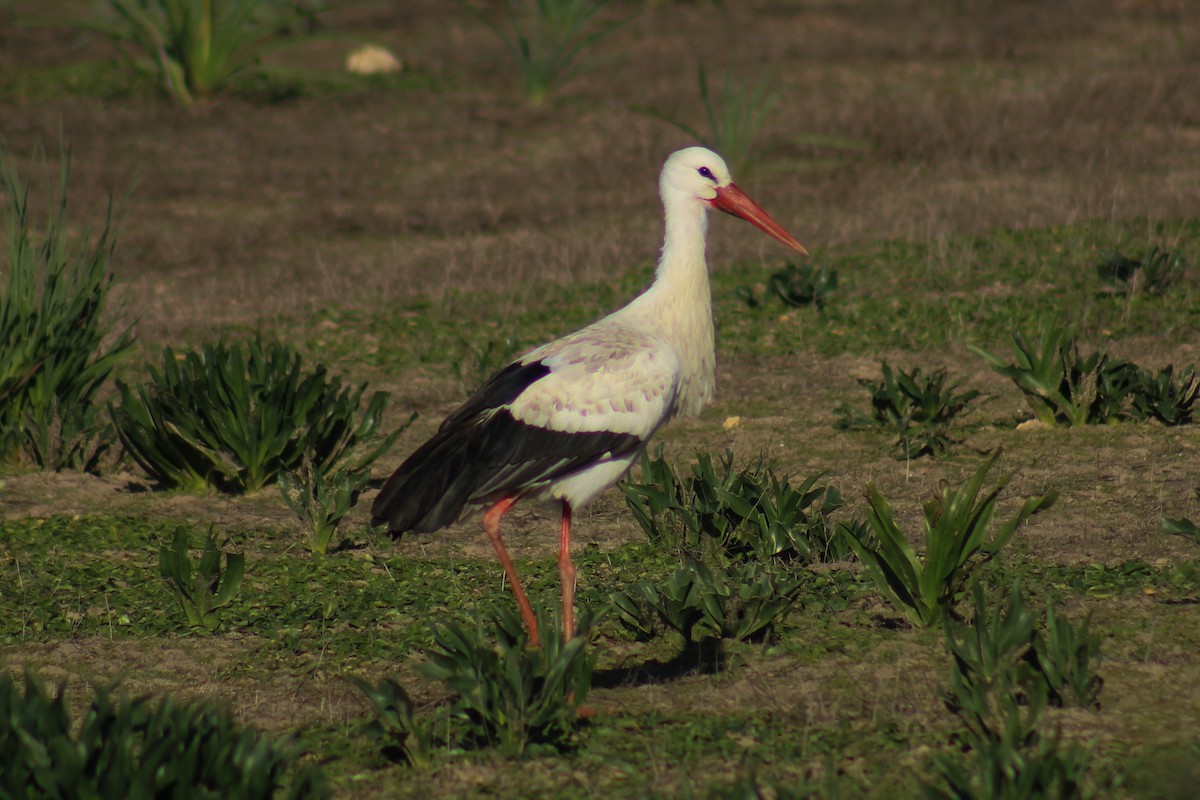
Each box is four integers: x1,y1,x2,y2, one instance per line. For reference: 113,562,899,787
372,146,807,645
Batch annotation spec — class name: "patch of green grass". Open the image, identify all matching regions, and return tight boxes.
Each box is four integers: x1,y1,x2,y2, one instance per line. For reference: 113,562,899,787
0,61,143,103
1,147,135,469
232,63,454,103
111,336,399,493
621,448,848,564
971,318,1138,426
714,219,1200,357
291,220,1200,384
5,511,1199,797
1119,741,1200,800
299,264,654,378
0,515,678,663
5,514,1195,668
158,526,245,631
997,558,1200,602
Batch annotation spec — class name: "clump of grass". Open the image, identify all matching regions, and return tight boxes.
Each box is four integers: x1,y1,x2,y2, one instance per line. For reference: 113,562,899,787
0,669,328,799
738,261,839,310
1127,364,1199,425
279,460,367,555
352,608,598,762
1096,245,1185,297
618,449,843,645
637,64,779,175
836,360,982,459
842,452,1057,628
970,319,1137,426
612,558,805,643
1,148,134,470
621,448,847,563
419,605,597,757
929,670,1103,799
768,262,838,309
90,0,320,105
1031,601,1104,709
347,675,440,768
944,581,1103,711
110,336,400,493
158,526,244,631
929,581,1109,798
463,0,632,106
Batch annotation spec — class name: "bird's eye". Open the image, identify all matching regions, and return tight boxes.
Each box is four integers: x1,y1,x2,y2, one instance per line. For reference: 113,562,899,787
698,166,715,181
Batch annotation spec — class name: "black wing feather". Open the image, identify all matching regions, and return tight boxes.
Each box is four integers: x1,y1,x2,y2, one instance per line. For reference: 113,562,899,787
371,359,642,534
440,360,550,430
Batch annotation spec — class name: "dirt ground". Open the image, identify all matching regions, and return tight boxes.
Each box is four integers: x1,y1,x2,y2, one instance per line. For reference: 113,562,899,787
2,1,1197,344
2,0,1200,795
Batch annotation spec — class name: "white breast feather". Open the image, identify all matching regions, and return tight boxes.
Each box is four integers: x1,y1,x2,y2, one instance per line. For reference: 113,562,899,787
508,324,680,438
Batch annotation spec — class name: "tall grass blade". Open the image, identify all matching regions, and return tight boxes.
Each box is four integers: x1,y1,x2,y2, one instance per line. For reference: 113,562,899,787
1,147,134,470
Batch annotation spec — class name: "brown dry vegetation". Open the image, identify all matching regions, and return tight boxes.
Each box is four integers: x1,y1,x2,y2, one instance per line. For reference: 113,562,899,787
2,0,1200,797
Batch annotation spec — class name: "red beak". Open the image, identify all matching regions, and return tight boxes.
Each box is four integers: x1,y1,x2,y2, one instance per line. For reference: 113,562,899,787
710,183,808,256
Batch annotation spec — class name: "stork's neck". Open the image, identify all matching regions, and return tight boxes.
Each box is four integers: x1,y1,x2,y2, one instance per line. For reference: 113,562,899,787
636,191,717,416
657,191,710,287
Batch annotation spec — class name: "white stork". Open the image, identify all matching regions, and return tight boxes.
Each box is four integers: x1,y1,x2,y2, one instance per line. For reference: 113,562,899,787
371,146,807,646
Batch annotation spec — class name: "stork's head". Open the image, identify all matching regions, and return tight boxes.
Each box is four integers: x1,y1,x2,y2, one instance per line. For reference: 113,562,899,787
661,146,807,255
660,146,733,201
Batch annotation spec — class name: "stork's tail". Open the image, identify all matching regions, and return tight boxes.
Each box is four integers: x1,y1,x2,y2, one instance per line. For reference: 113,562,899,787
370,429,478,534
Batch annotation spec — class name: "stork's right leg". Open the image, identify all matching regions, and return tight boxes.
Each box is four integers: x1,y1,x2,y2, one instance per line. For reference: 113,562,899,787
482,497,541,648
558,501,576,641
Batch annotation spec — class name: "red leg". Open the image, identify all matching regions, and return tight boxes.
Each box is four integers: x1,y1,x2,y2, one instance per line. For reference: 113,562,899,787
482,497,540,647
559,501,576,640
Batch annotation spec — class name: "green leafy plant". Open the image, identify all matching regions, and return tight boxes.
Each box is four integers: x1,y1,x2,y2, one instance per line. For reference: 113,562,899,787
943,580,1102,710
612,559,804,643
942,581,1037,697
110,336,401,493
1,148,134,470
159,526,244,631
464,0,632,106
621,448,845,563
836,360,982,459
1162,514,1200,544
90,0,320,105
929,667,1102,800
0,669,327,799
420,605,597,757
613,563,707,642
931,583,1108,799
842,453,1057,627
970,319,1138,426
768,262,839,309
347,675,439,768
1030,602,1103,709
1128,364,1199,425
1097,245,1185,297
637,64,779,175
278,461,370,555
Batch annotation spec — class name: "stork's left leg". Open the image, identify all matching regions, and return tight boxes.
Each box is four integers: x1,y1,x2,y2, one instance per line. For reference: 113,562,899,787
558,501,576,640
483,496,541,648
